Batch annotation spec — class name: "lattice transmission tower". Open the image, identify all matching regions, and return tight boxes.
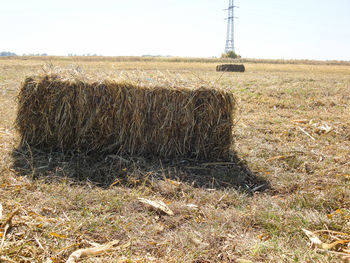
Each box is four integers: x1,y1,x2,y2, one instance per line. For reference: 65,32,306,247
224,0,237,53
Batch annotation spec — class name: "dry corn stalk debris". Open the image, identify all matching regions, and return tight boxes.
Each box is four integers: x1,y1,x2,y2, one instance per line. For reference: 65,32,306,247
16,72,236,160
303,229,350,254
0,208,20,249
0,203,124,262
297,126,316,141
66,240,120,263
266,155,291,162
0,256,17,263
293,119,334,139
138,198,174,216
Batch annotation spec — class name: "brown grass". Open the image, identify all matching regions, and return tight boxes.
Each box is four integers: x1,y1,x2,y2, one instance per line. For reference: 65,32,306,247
0,57,349,262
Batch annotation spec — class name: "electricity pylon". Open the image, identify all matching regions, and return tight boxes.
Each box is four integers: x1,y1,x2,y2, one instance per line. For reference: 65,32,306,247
225,0,237,53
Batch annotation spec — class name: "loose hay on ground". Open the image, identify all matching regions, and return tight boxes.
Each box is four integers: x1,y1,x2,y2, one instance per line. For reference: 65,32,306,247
15,72,236,160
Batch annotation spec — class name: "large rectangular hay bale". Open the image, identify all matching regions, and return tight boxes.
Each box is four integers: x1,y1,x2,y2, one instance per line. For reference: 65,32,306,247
16,74,236,160
216,64,245,72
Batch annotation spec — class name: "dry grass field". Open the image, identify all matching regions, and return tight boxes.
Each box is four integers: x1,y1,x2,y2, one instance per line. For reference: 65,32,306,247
0,57,349,262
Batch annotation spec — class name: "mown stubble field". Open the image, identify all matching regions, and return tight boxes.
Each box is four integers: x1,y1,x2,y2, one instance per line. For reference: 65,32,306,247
0,57,349,262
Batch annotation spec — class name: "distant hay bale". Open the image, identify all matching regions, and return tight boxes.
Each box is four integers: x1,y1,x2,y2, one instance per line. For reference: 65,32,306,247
16,73,236,160
216,64,245,72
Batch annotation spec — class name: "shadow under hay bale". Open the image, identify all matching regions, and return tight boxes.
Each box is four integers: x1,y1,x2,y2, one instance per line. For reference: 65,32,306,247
11,145,270,193
216,64,245,72
16,74,236,160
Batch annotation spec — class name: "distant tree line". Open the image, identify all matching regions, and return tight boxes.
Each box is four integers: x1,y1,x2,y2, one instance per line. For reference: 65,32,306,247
0,52,49,57
1,51,17,56
68,53,99,56
23,53,48,56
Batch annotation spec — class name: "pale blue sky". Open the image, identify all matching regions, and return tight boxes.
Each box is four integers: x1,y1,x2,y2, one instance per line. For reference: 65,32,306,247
1,0,349,60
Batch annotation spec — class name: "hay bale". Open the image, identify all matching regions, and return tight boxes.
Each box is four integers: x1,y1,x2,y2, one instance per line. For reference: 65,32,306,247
16,73,236,160
216,64,245,72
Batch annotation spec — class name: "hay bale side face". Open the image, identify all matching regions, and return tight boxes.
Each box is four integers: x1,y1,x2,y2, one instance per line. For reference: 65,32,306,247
16,74,236,160
216,64,245,72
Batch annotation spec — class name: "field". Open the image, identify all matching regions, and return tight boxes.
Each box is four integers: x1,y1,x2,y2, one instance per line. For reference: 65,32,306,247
0,57,349,262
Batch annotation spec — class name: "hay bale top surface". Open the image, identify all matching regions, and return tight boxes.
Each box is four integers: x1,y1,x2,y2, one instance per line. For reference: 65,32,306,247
26,67,231,92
